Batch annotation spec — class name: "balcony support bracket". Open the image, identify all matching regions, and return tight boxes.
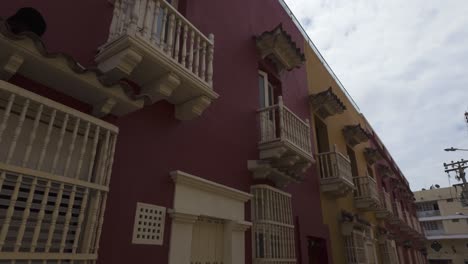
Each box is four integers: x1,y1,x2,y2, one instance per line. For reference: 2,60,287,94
97,47,143,85
175,96,212,120
0,53,24,80
92,97,117,117
142,72,181,104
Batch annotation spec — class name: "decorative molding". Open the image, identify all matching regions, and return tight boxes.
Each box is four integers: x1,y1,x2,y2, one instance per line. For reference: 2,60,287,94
175,95,212,120
0,53,23,80
0,21,144,116
168,209,199,224
256,24,305,72
170,170,252,202
309,87,346,119
230,221,252,232
363,148,383,165
342,124,370,147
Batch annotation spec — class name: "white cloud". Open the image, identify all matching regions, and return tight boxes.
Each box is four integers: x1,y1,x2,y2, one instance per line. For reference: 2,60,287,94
284,0,468,191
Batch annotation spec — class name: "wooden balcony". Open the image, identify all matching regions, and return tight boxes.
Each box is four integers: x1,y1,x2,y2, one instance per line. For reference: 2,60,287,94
96,0,218,120
317,149,354,197
249,97,313,187
353,176,380,211
389,201,405,225
376,191,393,219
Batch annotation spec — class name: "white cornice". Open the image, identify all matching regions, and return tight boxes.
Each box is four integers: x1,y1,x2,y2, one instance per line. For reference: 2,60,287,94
170,170,252,202
419,215,468,222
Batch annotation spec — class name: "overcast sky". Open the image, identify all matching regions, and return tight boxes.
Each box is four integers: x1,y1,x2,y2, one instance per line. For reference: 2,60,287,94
284,0,468,191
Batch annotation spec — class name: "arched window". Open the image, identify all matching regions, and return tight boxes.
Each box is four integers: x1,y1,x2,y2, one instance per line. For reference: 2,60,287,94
6,7,47,36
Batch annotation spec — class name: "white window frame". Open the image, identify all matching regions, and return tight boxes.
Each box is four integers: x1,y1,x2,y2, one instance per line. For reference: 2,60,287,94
168,170,252,264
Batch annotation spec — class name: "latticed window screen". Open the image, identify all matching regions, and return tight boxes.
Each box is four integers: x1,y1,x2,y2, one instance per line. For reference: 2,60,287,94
0,82,118,263
344,230,367,264
251,185,296,264
190,216,224,264
379,240,398,264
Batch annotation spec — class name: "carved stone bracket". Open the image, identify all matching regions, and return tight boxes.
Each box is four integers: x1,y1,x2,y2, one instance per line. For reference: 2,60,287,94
248,160,300,188
175,95,212,120
378,164,393,178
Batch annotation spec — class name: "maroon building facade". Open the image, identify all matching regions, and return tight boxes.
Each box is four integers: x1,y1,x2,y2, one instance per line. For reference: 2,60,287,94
0,1,330,263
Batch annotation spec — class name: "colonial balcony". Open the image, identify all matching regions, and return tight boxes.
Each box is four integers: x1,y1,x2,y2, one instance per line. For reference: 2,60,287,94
353,176,380,211
389,201,405,225
376,191,393,219
249,97,313,187
317,149,354,197
96,0,218,120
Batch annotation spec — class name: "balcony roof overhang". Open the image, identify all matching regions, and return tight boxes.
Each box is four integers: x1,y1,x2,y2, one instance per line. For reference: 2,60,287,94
378,164,395,179
342,124,370,147
309,87,346,119
0,20,144,117
364,147,384,165
256,24,305,72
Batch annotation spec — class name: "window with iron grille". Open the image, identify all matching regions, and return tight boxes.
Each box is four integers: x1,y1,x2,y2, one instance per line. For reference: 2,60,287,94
416,202,439,212
251,185,295,264
379,240,398,264
344,230,367,264
422,221,440,230
0,82,118,263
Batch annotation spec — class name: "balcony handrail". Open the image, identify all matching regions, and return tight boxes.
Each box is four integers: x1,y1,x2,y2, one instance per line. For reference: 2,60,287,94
316,151,352,183
107,0,214,85
416,210,441,218
258,97,312,156
353,175,378,200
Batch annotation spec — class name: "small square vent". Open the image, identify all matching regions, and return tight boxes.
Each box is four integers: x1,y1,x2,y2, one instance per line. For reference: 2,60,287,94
132,202,166,245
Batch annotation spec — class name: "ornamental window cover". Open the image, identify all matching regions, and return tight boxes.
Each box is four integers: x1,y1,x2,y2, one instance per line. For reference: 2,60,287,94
251,185,296,263
0,81,118,263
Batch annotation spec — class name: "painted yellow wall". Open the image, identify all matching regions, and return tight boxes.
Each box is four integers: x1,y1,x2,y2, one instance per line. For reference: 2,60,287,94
305,44,383,264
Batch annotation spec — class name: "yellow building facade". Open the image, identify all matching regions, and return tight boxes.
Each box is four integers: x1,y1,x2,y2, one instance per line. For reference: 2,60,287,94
305,43,427,264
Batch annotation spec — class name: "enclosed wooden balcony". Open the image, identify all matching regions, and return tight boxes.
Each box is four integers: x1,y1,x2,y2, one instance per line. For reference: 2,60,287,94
96,0,218,120
353,176,380,211
376,191,393,219
389,201,405,225
249,97,313,187
317,149,354,197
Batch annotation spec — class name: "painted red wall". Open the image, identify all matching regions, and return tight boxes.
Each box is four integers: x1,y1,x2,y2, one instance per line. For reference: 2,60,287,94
1,0,329,263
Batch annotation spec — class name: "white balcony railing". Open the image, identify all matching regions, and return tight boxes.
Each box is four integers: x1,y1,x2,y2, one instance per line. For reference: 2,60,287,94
417,210,441,218
317,150,352,183
107,0,214,86
353,176,379,201
258,97,312,157
0,81,118,262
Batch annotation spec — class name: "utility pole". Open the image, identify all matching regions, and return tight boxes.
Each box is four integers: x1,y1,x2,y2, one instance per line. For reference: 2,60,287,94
444,159,468,205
